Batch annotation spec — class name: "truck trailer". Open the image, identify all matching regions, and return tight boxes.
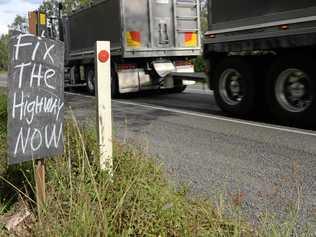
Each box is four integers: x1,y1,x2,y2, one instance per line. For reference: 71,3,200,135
58,0,202,96
204,0,316,123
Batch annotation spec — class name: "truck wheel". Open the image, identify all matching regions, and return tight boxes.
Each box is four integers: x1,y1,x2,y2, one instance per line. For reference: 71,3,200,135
267,56,316,124
86,67,120,97
169,80,187,93
171,85,187,93
213,57,256,116
111,70,120,98
86,68,95,95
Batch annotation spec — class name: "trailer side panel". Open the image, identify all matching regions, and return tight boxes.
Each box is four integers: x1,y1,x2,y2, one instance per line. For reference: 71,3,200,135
209,0,316,30
66,0,201,60
68,0,121,53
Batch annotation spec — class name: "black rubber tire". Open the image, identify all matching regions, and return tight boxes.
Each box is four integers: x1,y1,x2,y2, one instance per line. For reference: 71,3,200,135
213,57,256,116
166,79,187,93
86,67,120,98
86,68,95,95
171,85,187,93
111,69,120,98
266,55,316,124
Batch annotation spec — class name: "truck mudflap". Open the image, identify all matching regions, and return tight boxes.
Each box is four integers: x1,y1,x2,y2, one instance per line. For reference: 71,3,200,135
170,72,206,83
153,61,176,78
152,60,196,76
117,60,197,93
117,68,159,93
153,60,197,88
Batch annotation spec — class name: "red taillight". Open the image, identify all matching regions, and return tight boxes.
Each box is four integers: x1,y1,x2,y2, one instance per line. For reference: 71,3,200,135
279,25,289,30
175,60,192,66
205,34,216,38
117,63,137,71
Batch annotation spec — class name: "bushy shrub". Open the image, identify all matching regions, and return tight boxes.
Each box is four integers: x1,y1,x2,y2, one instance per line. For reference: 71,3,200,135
193,56,207,73
0,34,9,72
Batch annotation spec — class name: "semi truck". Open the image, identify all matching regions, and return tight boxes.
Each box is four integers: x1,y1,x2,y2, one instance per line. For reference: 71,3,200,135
37,0,202,96
204,0,316,123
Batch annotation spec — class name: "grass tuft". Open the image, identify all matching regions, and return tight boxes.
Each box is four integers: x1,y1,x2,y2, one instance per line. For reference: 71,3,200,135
28,121,253,236
0,93,7,177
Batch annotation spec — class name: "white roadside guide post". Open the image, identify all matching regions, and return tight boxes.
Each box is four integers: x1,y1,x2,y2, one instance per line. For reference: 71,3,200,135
95,41,113,175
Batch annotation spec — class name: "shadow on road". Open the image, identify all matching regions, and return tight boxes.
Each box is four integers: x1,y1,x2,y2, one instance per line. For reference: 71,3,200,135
68,87,316,131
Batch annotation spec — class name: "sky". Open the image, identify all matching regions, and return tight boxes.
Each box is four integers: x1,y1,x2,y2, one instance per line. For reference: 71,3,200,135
0,0,42,35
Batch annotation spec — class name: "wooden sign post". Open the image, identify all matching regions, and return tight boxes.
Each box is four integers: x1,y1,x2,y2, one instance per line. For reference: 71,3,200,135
7,32,64,210
95,41,113,175
35,159,46,208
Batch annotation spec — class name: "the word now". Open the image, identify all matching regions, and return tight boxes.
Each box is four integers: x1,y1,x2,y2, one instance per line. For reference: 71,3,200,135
14,123,63,155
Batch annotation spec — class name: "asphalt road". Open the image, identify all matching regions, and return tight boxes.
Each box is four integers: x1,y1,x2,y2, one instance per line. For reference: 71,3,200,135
1,73,315,228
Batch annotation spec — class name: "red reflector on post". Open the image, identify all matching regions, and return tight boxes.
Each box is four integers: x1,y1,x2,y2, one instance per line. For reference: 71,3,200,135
98,50,110,63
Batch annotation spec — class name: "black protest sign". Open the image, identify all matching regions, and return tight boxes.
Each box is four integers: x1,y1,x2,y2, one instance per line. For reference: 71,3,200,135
8,33,64,165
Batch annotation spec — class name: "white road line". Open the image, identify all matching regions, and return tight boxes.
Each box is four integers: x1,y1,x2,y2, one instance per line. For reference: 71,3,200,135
65,91,316,137
113,100,316,137
186,88,213,95
65,91,95,99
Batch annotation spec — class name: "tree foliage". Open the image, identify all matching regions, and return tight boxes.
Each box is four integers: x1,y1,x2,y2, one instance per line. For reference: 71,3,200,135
63,0,92,14
8,15,27,33
200,0,208,33
38,0,92,39
39,0,92,17
39,0,60,17
0,34,9,71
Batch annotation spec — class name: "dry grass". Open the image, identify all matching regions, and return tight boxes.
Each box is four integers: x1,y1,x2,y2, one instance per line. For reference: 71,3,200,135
0,93,314,236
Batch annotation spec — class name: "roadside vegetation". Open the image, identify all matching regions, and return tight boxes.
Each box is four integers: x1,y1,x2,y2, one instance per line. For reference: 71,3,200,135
0,94,253,236
0,87,314,236
193,56,207,73
0,34,9,74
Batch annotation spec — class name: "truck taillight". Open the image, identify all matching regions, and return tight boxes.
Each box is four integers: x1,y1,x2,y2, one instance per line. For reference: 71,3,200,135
175,60,192,66
279,25,289,30
117,63,137,71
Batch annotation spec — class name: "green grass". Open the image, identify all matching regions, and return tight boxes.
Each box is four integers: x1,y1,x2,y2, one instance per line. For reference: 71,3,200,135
0,121,254,236
0,92,7,178
0,92,314,236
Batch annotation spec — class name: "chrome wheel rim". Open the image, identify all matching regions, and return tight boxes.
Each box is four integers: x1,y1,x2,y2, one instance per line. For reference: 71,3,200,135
219,69,244,106
275,69,313,113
